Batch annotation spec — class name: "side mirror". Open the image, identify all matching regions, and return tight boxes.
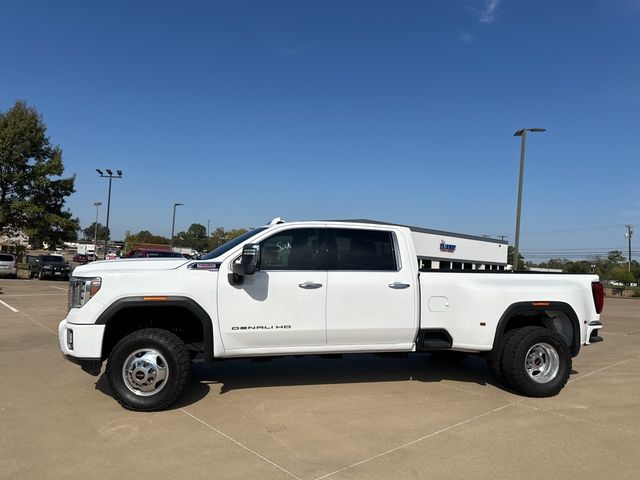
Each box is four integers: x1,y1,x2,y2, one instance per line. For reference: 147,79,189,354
235,244,260,275
230,244,260,285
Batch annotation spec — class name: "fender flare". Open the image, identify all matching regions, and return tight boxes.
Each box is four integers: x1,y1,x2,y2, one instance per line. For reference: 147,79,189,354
95,296,214,365
493,301,581,357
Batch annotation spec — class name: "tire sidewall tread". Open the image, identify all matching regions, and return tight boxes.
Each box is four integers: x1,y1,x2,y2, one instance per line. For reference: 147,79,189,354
501,326,571,397
488,328,520,382
106,328,192,411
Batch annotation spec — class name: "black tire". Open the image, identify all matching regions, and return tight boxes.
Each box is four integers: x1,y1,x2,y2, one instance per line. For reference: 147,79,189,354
106,328,192,411
487,328,519,383
501,326,571,397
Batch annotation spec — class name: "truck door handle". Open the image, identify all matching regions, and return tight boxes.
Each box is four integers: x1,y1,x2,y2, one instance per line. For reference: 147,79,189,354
299,282,323,289
388,282,410,289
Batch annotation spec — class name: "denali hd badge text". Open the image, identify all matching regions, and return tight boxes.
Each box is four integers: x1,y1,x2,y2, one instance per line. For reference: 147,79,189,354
232,325,292,330
439,240,456,253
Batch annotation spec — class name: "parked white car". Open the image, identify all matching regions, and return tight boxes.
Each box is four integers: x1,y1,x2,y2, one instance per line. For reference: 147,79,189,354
59,219,604,411
0,253,18,278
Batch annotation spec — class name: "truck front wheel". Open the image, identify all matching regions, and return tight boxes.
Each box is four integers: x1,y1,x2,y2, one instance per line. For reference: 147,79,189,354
106,328,192,411
501,326,571,397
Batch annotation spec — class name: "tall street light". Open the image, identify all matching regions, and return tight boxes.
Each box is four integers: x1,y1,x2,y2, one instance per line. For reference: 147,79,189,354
625,225,633,272
96,169,123,259
512,128,546,270
171,203,184,248
93,202,102,260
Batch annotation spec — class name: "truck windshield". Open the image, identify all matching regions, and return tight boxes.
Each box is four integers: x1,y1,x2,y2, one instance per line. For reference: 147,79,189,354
200,227,268,260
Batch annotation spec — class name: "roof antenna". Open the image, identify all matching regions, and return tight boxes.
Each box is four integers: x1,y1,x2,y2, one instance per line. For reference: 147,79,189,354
268,217,285,225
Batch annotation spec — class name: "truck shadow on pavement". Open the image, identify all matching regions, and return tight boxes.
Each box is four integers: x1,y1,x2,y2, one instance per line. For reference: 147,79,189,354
185,353,514,406
95,353,575,409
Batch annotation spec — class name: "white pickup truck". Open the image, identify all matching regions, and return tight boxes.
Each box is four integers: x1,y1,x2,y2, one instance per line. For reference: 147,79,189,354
59,219,604,411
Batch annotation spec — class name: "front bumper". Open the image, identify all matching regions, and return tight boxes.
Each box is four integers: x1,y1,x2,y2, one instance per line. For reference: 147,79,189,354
61,353,102,376
58,319,106,375
41,269,70,278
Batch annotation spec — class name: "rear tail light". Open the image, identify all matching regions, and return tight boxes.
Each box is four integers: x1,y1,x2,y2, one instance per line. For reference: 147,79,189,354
592,281,604,314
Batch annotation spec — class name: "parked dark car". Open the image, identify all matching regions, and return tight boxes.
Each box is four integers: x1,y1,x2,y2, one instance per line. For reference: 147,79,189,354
29,255,71,280
124,249,185,258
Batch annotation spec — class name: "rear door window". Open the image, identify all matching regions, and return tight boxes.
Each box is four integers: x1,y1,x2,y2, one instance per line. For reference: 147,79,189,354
327,229,397,271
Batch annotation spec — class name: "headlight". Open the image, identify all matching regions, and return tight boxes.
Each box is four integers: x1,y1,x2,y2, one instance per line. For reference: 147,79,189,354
44,265,52,269
68,276,102,309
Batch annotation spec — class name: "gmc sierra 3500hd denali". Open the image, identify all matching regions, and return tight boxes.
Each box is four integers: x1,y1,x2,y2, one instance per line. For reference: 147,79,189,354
59,219,604,411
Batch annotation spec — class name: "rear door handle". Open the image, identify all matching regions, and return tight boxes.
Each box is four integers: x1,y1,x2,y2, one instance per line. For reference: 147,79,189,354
299,282,323,289
388,282,410,289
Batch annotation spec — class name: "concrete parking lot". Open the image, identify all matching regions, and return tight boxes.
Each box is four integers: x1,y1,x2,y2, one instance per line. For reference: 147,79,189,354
0,278,638,479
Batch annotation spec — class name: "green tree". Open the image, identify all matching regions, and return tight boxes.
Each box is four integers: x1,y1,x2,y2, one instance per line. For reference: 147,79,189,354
208,227,248,251
617,271,635,285
508,246,526,270
0,100,78,247
82,222,110,242
564,261,592,274
607,250,626,264
123,230,170,253
173,223,209,252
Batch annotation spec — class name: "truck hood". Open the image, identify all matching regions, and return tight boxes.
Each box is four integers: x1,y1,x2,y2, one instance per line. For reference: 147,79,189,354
72,258,190,277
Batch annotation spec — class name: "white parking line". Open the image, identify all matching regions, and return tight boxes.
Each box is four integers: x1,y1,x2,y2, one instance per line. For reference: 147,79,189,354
0,299,19,312
519,403,637,435
17,310,57,335
313,402,519,480
180,408,303,480
2,293,67,297
49,286,67,291
568,357,637,383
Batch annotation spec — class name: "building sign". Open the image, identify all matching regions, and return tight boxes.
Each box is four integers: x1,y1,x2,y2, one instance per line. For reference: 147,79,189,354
440,240,456,253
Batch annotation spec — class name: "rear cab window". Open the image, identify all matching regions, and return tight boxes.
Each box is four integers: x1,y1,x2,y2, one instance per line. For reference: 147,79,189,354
256,226,399,272
327,228,398,271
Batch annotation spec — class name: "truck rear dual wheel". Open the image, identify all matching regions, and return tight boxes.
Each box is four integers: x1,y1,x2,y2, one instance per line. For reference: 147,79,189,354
106,328,192,411
500,326,571,397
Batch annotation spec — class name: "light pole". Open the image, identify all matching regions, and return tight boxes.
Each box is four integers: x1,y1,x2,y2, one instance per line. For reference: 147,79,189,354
96,169,123,259
93,202,102,260
171,203,184,248
512,128,546,270
625,225,633,272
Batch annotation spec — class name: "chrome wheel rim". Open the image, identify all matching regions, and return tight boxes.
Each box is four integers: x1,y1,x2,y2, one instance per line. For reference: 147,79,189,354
122,348,169,396
525,342,559,384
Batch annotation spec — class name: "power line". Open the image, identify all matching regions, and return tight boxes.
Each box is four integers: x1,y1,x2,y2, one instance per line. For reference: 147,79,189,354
522,248,633,252
522,224,625,235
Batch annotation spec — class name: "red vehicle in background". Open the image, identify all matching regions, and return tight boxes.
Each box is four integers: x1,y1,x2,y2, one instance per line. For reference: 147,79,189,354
72,254,90,264
124,249,185,259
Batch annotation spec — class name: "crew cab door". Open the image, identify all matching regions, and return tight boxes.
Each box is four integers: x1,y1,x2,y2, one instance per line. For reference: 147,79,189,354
325,228,417,346
217,228,327,351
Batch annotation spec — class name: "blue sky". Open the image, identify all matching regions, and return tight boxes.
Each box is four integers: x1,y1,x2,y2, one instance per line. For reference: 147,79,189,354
1,0,639,260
